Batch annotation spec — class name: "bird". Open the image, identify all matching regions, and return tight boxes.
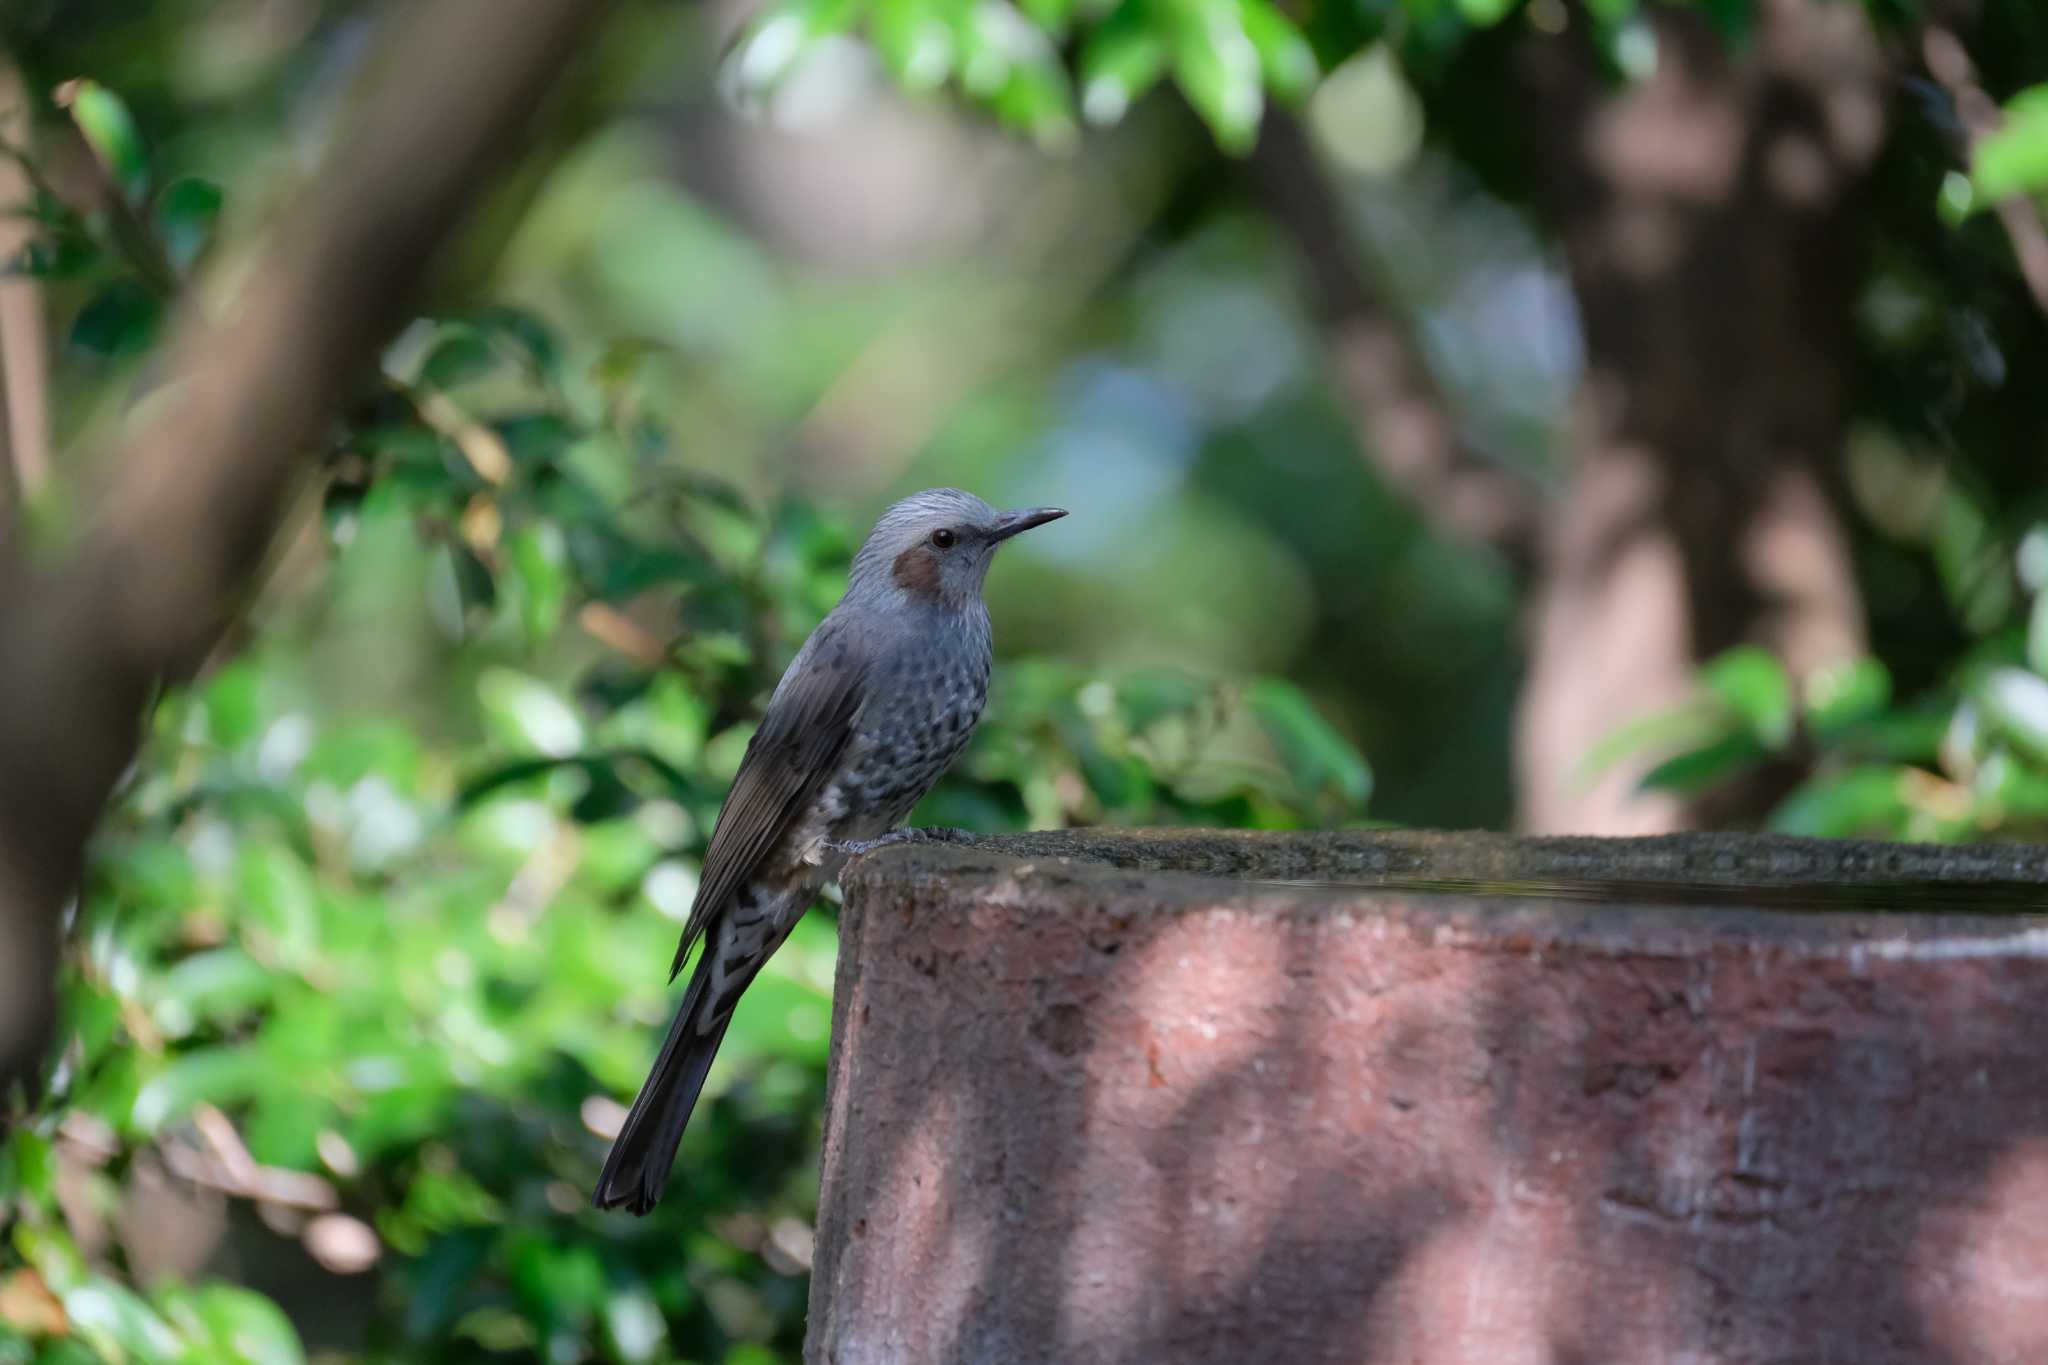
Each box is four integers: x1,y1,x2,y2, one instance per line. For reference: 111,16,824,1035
593,487,1066,1215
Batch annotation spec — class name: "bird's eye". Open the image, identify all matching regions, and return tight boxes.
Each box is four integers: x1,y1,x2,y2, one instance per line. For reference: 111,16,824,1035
930,527,957,549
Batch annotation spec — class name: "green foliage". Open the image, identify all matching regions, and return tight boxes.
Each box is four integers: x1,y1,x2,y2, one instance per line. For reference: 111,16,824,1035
1973,85,2048,203
1595,516,2048,842
723,0,1324,150
0,91,1371,1364
7,0,2048,1357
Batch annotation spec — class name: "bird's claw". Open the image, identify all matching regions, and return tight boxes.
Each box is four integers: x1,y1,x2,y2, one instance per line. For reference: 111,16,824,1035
824,826,972,857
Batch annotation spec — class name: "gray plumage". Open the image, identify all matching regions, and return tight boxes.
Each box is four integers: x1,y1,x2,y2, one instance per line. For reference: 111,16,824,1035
594,488,1065,1215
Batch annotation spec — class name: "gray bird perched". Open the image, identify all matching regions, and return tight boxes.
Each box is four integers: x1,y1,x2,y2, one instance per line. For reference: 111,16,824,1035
594,488,1065,1214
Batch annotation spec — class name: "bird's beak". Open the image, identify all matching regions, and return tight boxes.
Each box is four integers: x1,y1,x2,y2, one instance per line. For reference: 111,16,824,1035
988,507,1068,542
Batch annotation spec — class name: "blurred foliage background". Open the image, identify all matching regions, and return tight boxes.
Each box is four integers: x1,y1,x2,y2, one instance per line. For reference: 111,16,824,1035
1,0,2046,1359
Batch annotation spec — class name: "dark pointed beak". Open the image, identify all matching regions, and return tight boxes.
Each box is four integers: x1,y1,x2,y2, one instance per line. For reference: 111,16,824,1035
988,506,1067,543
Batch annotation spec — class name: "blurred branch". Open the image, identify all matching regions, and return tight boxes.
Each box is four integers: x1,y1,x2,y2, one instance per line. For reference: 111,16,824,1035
1923,27,2048,318
164,1105,340,1211
0,0,610,1095
1248,114,1540,572
0,56,51,526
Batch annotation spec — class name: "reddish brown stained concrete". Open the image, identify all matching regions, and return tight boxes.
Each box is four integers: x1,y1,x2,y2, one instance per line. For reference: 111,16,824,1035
805,831,2048,1365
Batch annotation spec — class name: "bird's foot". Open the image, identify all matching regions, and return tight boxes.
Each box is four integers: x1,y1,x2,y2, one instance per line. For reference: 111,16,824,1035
823,826,973,857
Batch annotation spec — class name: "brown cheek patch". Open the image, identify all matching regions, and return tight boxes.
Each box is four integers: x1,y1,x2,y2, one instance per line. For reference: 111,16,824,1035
892,546,944,600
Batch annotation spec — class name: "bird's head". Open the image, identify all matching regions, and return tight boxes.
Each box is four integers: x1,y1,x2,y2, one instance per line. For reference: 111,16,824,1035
849,487,1066,611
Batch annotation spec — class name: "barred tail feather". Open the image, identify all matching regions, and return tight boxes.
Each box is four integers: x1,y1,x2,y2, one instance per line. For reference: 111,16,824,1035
593,954,734,1215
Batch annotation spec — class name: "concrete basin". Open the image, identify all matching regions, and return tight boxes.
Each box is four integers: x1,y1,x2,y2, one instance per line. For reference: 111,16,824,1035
806,831,2048,1365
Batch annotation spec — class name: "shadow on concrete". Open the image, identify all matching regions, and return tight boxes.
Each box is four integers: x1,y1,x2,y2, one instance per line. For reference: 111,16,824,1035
807,829,2048,1365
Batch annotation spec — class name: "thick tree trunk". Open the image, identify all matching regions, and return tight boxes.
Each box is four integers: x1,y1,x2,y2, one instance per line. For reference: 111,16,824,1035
0,0,608,1091
1514,0,1883,832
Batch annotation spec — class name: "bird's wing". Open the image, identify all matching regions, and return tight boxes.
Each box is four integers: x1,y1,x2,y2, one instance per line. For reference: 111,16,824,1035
669,621,868,979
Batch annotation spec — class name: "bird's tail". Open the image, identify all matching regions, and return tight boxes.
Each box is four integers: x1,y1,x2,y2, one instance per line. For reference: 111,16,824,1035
593,953,734,1215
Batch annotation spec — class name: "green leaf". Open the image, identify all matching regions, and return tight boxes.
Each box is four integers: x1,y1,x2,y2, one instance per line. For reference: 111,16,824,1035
149,948,273,1038
1701,645,1794,749
1577,697,1726,783
201,661,266,749
418,326,499,391
1079,4,1169,125
69,280,164,358
236,844,322,969
7,1129,56,1206
131,1047,271,1134
2029,589,2048,678
9,228,101,280
1238,0,1318,102
2017,524,2048,593
477,668,585,757
157,1284,305,1365
154,177,223,273
1171,0,1265,153
1115,669,1213,733
874,0,957,92
1637,731,1768,797
62,1281,183,1364
1246,678,1372,808
990,49,1079,147
1693,0,1755,45
1454,0,1520,26
601,1285,667,1364
465,305,563,383
1803,656,1891,742
1770,765,1913,838
1976,666,2048,766
60,81,148,202
1974,84,2048,202
725,0,865,99
1017,0,1078,33
507,522,571,644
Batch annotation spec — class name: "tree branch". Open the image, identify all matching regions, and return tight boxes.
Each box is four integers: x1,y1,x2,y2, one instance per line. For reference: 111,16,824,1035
0,55,51,527
0,0,610,1093
1247,113,1540,571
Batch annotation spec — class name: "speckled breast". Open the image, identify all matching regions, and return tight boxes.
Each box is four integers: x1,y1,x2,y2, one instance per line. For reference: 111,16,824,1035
837,649,991,828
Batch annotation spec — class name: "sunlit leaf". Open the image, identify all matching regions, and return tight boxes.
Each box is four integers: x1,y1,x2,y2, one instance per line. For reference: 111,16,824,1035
507,521,571,643
1079,3,1169,125
1973,84,2048,203
1454,0,1519,26
1171,0,1266,153
1976,666,2048,766
1238,0,1318,102
131,1047,271,1134
5,1130,56,1206
477,668,586,757
64,1281,183,1363
1803,656,1891,742
59,80,148,202
2028,590,2048,679
1701,645,1794,749
157,1284,306,1365
874,0,958,92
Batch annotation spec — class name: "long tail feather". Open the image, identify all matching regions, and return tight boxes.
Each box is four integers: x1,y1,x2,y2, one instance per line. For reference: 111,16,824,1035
593,954,733,1215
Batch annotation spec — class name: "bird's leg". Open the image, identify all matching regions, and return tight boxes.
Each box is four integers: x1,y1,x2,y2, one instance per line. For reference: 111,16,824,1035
824,826,973,857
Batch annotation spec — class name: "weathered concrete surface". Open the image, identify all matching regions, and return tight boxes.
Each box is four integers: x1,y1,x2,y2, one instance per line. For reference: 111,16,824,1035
805,831,2048,1365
